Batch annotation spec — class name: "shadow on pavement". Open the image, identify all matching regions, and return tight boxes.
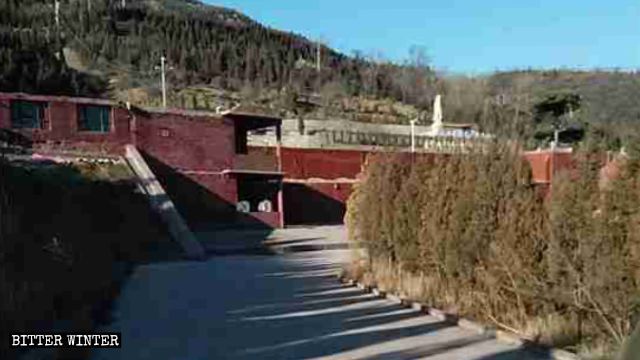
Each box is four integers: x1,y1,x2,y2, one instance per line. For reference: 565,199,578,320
473,346,553,360
355,335,495,359
90,234,546,360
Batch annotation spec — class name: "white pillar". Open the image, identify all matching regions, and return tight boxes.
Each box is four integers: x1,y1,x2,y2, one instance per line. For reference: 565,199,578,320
410,119,417,153
54,0,60,27
160,56,167,108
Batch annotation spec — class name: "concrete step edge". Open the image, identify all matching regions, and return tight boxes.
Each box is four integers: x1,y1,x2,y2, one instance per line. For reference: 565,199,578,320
337,275,580,360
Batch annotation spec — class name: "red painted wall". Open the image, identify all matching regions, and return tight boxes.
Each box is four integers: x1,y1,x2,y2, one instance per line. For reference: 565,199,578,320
553,151,576,176
523,152,551,184
281,147,368,179
0,94,132,155
135,111,234,172
523,150,575,184
280,148,586,225
238,146,278,172
279,148,369,224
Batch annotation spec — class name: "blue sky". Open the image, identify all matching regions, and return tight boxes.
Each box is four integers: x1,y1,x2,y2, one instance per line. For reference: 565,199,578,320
206,0,640,74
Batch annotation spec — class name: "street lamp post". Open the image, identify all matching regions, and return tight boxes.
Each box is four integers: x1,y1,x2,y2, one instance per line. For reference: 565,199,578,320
155,56,173,108
160,56,167,108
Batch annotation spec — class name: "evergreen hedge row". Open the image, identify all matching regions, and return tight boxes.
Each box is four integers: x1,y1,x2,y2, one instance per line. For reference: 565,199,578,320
346,143,640,354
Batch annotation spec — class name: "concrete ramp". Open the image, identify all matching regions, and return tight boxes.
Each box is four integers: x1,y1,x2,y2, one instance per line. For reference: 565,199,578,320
125,145,205,260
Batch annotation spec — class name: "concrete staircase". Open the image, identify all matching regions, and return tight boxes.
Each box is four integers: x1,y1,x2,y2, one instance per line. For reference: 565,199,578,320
124,145,205,260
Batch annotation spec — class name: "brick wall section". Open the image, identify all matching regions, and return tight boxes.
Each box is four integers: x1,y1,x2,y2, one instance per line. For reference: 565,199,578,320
307,183,354,204
135,111,234,171
523,152,551,184
551,151,576,177
0,94,131,155
523,150,575,184
279,148,370,224
134,111,246,227
236,146,278,172
281,147,369,179
281,149,584,225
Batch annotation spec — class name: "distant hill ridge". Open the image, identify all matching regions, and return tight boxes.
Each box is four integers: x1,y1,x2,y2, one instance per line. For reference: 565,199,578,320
0,0,363,97
1,0,640,148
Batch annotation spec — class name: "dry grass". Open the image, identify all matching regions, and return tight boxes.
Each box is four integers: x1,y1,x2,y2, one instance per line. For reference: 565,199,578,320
0,160,172,359
344,256,607,358
75,162,134,181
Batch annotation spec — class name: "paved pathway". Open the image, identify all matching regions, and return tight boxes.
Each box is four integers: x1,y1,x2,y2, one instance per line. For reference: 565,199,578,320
92,227,550,360
196,225,350,255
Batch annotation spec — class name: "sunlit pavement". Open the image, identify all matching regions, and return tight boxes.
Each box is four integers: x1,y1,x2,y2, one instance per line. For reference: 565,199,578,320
92,226,550,360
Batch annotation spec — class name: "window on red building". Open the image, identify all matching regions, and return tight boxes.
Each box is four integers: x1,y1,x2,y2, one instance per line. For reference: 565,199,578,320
11,100,46,129
78,105,111,132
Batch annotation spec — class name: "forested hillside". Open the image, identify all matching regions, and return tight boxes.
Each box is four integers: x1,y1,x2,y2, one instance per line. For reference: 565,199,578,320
443,70,640,148
0,0,437,109
1,0,639,148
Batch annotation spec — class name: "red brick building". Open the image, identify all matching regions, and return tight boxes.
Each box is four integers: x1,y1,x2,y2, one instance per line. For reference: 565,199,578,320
0,93,133,155
0,92,284,229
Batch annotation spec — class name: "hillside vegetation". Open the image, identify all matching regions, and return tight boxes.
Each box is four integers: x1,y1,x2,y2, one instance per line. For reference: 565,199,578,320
0,159,177,359
0,0,436,110
0,0,639,147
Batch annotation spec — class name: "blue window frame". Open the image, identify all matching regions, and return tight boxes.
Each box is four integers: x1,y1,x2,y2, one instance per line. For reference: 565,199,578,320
11,100,46,129
78,105,111,132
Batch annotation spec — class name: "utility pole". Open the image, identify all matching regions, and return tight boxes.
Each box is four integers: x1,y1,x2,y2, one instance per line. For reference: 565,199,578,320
54,0,60,28
160,56,167,108
316,41,321,72
568,103,574,120
155,56,173,108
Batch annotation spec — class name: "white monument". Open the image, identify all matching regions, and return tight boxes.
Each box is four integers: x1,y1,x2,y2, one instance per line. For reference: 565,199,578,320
421,95,491,152
430,94,444,136
425,94,480,139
